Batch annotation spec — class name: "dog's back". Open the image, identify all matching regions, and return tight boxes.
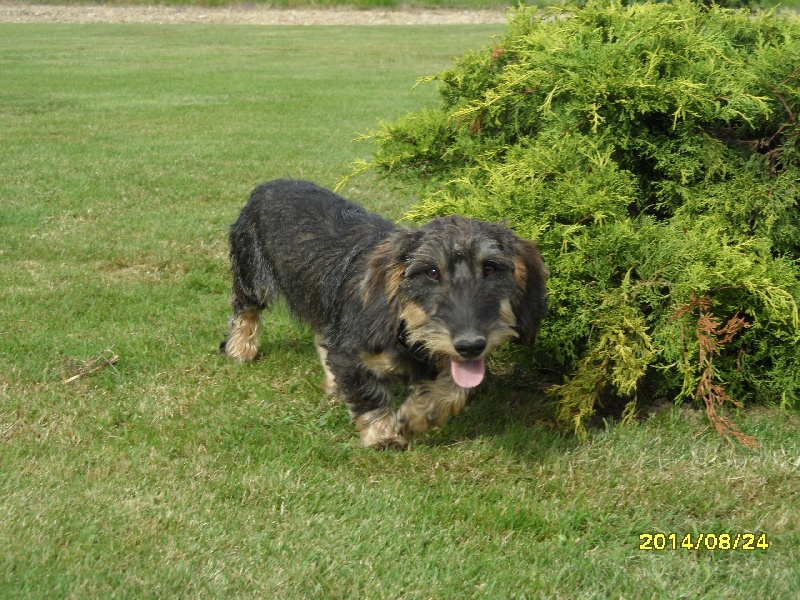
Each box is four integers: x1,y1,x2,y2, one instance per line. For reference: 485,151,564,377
228,179,395,331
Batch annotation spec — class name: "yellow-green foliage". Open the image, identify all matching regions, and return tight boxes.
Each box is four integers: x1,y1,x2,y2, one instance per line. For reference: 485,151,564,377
362,0,800,438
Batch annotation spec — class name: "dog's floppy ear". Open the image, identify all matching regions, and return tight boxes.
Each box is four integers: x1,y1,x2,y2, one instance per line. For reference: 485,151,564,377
511,238,548,344
361,228,421,304
359,228,422,351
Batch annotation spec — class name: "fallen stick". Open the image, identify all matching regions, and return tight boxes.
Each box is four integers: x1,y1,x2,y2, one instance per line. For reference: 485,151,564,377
62,353,120,384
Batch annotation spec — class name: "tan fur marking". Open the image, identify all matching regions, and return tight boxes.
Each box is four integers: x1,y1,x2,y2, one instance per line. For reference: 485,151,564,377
485,297,519,352
355,408,408,450
499,298,516,328
409,327,458,357
399,301,429,329
360,351,402,378
400,302,459,357
362,239,405,303
361,264,403,303
315,334,338,395
397,376,471,438
225,310,261,363
487,325,518,355
383,264,404,302
512,255,528,290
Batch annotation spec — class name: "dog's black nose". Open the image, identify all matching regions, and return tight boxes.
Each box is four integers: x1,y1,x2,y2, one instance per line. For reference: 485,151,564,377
454,337,487,359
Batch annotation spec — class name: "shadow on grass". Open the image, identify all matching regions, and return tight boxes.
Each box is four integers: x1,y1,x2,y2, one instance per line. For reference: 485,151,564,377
240,315,580,460
414,367,580,461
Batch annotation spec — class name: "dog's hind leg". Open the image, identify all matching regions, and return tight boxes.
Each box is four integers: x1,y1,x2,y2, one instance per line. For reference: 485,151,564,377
314,334,338,395
222,308,262,363
397,376,472,439
221,215,279,362
221,271,270,363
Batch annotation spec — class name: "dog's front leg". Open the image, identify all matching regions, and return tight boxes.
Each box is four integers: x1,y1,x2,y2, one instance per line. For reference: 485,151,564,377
397,375,471,439
325,349,408,450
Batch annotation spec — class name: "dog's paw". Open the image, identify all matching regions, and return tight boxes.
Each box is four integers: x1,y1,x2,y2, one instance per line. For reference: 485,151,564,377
364,433,409,451
356,409,409,451
223,313,260,363
396,407,430,439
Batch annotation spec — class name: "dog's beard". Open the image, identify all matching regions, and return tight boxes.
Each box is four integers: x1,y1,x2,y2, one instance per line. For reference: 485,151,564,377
401,318,488,389
399,300,521,390
450,358,485,388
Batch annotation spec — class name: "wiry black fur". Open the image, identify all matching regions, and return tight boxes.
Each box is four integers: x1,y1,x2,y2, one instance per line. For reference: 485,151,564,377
229,180,395,340
222,179,548,448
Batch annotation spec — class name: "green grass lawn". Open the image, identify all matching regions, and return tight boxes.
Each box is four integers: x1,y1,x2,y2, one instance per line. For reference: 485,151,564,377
1,22,799,598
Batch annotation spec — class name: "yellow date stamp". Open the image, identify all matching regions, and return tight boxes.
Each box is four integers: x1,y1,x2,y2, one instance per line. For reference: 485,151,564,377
639,532,769,551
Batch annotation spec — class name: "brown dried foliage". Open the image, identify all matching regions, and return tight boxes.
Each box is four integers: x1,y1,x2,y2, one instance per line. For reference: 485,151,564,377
674,295,758,449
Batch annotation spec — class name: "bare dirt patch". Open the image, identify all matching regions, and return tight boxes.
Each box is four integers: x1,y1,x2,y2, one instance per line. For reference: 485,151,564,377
0,3,508,25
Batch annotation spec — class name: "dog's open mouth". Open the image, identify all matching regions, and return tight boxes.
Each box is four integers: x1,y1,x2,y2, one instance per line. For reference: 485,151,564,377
450,358,485,389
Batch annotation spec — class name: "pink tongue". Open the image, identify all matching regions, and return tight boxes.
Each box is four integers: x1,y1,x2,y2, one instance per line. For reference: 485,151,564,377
450,358,486,389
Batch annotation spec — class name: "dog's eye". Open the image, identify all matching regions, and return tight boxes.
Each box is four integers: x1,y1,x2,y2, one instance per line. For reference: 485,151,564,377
483,263,497,277
425,268,440,281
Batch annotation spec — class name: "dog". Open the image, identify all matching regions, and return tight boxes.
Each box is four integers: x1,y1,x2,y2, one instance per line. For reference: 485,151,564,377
221,179,548,449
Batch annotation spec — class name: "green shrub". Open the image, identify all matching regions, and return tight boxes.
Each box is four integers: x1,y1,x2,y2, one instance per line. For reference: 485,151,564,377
356,0,800,444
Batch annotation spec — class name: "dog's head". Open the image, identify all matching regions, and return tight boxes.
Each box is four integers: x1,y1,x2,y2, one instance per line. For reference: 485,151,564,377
363,216,548,388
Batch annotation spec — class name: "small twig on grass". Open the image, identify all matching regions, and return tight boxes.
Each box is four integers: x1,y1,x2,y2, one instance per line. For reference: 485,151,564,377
62,351,120,384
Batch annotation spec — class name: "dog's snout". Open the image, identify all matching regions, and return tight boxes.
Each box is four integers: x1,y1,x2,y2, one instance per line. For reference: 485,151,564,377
454,337,487,359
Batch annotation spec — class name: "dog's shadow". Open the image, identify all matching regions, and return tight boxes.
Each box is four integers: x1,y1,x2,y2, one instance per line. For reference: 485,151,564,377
412,370,578,462
248,331,575,460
